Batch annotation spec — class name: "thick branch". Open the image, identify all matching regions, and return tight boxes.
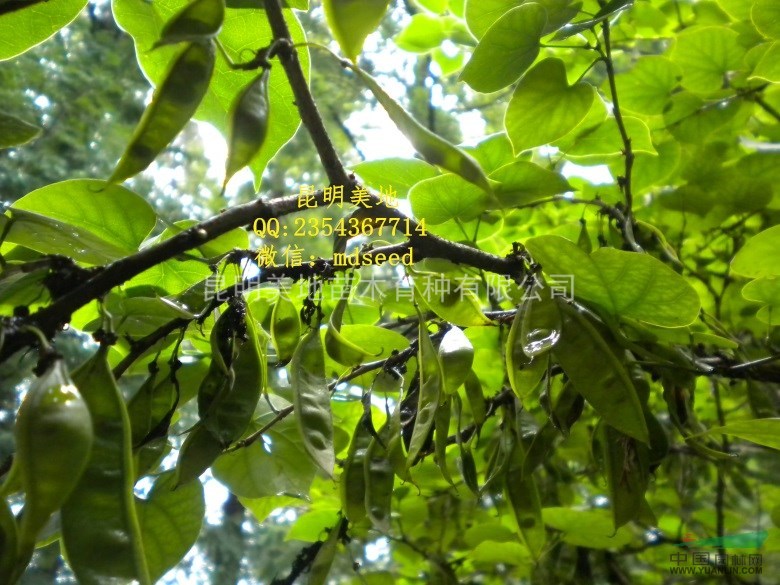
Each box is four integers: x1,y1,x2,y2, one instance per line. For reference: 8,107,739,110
264,0,351,187
0,192,317,363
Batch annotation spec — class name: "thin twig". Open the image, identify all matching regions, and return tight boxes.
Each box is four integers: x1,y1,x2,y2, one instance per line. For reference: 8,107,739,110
599,20,642,253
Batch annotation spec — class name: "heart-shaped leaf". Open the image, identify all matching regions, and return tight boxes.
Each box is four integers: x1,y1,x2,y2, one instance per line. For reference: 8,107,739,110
505,58,595,153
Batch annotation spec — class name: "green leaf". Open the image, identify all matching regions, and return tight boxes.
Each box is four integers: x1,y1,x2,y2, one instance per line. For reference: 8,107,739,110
323,0,390,61
409,173,489,224
630,140,681,194
462,132,515,173
567,116,657,157
286,509,340,542
6,179,156,265
414,277,493,327
490,160,573,206
239,495,300,524
534,0,580,34
704,418,780,450
417,0,449,13
212,404,318,498
518,289,562,358
108,297,194,338
613,56,681,115
553,304,649,443
431,46,465,75
671,26,746,94
395,13,447,52
553,0,633,40
465,0,517,39
127,260,213,296
505,58,595,153
731,225,780,278
542,507,634,549
113,0,308,189
0,0,86,61
460,4,546,93
353,158,439,195
742,277,780,325
524,235,701,327
471,541,532,566
750,42,780,82
0,112,41,148
350,65,491,192
753,0,780,39
136,471,205,583
158,219,249,258
325,325,410,361
469,0,578,38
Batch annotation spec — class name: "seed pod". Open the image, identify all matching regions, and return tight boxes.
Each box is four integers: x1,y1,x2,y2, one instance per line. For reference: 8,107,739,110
505,431,545,559
0,497,17,582
13,356,92,578
291,327,335,476
434,397,454,485
438,326,473,395
271,293,301,365
201,300,264,445
406,314,443,469
109,41,216,184
309,518,344,585
340,416,372,524
156,0,225,48
61,345,151,585
224,68,271,188
364,435,394,532
325,274,376,367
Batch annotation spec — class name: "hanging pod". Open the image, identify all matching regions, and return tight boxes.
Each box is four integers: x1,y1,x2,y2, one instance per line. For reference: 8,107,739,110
0,498,18,582
109,40,216,184
364,430,395,532
593,421,651,530
504,430,545,560
505,295,548,400
348,64,492,193
224,67,271,188
155,0,226,48
325,274,378,366
405,313,444,469
61,345,151,585
199,299,264,445
291,326,335,476
340,417,373,524
9,355,92,582
271,293,301,364
308,517,345,585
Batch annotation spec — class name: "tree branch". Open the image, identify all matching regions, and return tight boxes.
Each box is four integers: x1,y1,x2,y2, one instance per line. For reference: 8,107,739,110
264,0,351,187
0,192,316,363
599,20,641,253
